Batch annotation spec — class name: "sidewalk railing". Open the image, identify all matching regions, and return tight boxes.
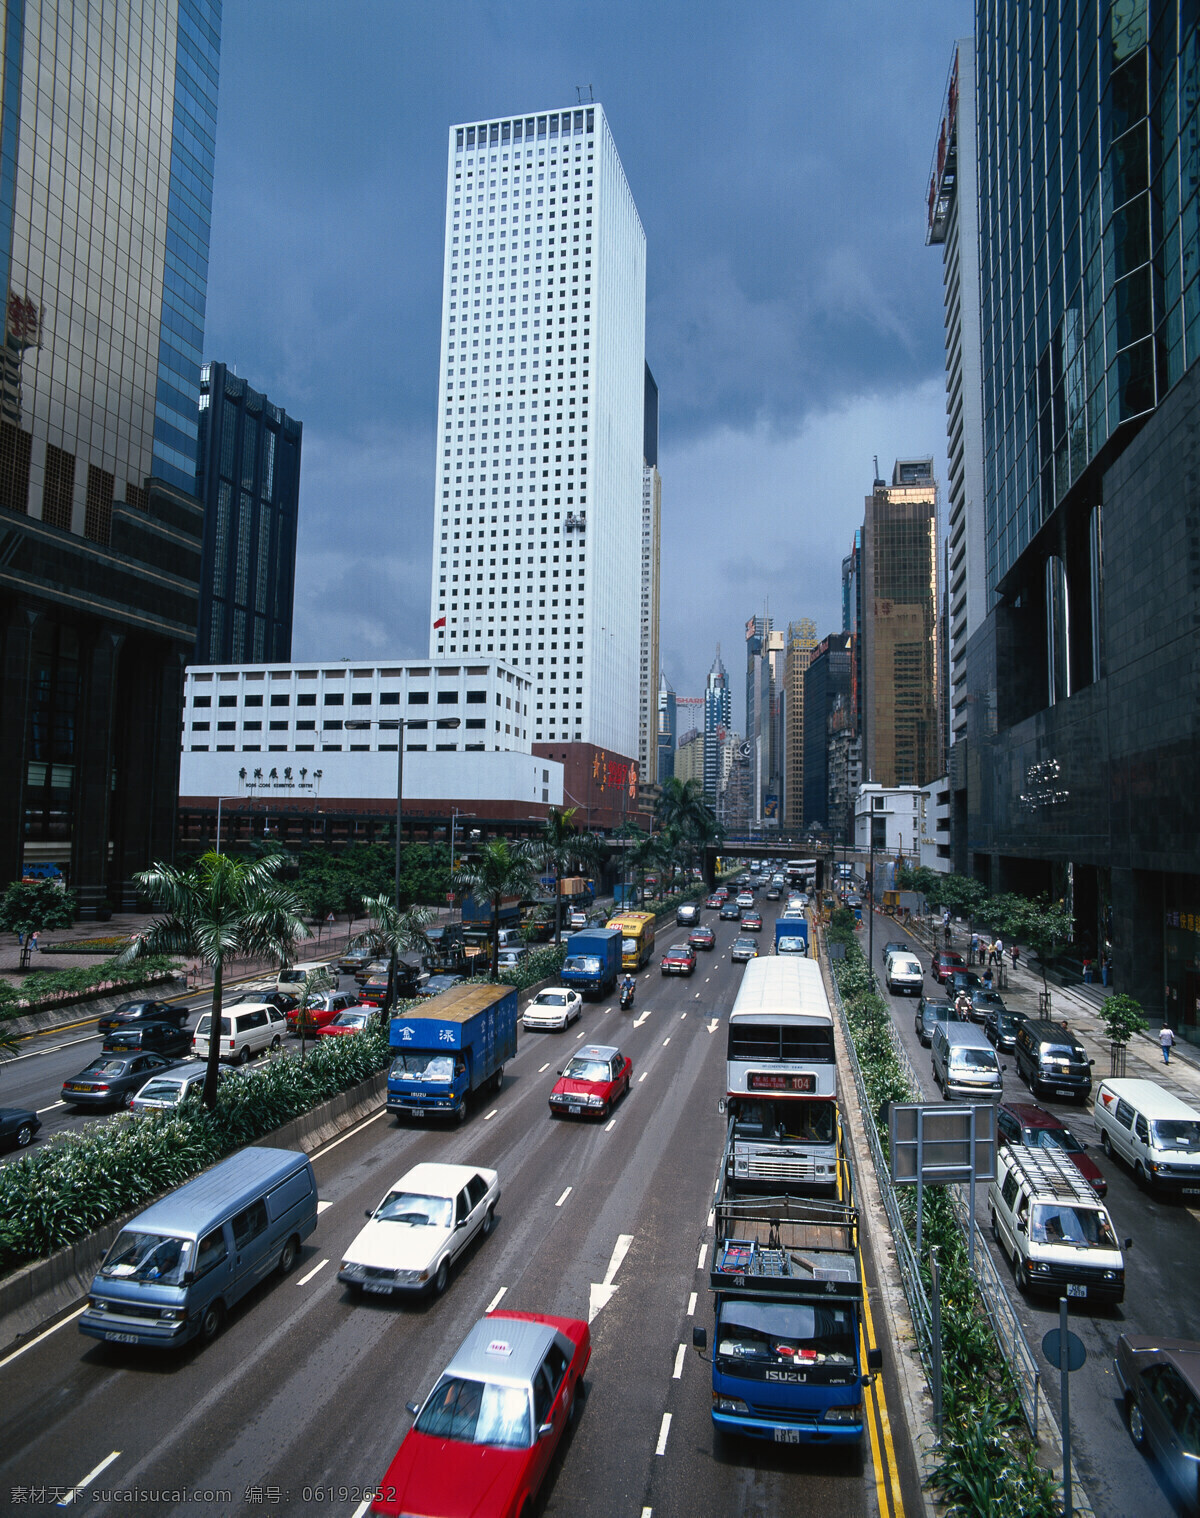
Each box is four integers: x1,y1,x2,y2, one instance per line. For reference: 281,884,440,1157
826,951,1042,1439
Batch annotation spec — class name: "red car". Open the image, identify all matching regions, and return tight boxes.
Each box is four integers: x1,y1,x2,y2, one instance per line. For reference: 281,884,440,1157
548,1044,632,1119
314,1007,378,1040
740,911,763,932
998,1102,1108,1197
373,1310,590,1518
931,950,967,984
705,893,724,909
286,993,360,1034
661,943,697,976
689,925,716,951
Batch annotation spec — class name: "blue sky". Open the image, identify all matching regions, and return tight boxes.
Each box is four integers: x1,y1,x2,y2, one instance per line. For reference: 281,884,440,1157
203,0,972,723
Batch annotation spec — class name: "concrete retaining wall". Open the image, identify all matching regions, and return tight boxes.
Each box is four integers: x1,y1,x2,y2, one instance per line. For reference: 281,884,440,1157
0,1068,388,1357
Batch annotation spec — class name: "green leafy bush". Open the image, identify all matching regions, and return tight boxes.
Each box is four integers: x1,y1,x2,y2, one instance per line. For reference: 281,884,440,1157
0,1014,410,1273
496,942,567,991
0,956,181,1020
38,936,131,956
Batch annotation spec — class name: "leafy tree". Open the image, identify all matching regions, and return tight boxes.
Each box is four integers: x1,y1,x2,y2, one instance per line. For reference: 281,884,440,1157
1099,992,1149,1048
0,879,77,968
120,851,309,1107
1002,896,1074,997
292,965,337,1060
453,840,536,980
528,807,581,942
347,894,433,1017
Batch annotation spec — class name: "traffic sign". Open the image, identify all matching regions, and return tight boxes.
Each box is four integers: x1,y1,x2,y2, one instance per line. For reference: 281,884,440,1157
1042,1326,1086,1373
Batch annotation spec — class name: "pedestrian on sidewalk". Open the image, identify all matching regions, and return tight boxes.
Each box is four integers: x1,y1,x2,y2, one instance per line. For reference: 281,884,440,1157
994,936,1004,967
30,931,38,953
970,930,979,964
983,965,994,991
1102,955,1111,987
1083,957,1093,984
1010,943,1019,971
1160,1025,1176,1064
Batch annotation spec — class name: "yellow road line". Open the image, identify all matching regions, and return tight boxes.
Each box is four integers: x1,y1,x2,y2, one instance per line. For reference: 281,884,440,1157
859,1247,905,1518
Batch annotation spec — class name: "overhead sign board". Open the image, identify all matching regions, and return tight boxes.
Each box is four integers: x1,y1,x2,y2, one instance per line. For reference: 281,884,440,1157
889,1102,997,1186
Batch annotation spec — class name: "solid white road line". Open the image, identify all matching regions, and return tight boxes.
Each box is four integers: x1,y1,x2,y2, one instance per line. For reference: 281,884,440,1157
680,1011,687,1019
538,1062,550,1073
605,1118,616,1132
555,1187,572,1207
316,1200,334,1214
0,1303,88,1371
314,1109,386,1159
639,1071,647,1082
297,1258,328,1286
707,1208,714,1227
575,1029,585,1038
484,1109,498,1120
36,1100,66,1113
687,1291,697,1316
655,1412,672,1455
697,1243,708,1270
486,1286,508,1313
58,1451,120,1506
673,1343,687,1379
350,1498,373,1518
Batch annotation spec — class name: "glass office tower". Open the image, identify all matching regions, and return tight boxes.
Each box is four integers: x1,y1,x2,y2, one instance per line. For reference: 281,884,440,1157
0,1,220,912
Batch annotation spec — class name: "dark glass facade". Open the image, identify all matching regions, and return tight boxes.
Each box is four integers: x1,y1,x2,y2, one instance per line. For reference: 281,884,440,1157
195,363,302,665
803,632,854,832
970,0,1200,1031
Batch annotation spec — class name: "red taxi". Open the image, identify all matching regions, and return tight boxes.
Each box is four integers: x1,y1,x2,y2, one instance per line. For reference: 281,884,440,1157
548,1044,632,1120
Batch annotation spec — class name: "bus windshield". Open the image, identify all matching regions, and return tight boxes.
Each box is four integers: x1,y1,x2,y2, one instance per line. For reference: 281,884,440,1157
731,1099,836,1143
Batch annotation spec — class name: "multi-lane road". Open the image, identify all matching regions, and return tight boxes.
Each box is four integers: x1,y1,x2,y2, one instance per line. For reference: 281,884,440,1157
0,904,919,1518
867,921,1200,1518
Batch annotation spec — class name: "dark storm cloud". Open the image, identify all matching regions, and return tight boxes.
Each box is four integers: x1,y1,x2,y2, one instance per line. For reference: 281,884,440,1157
203,0,970,706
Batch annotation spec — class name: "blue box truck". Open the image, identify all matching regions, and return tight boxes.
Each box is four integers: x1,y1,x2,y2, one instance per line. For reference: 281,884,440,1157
387,981,518,1124
559,927,622,998
774,916,810,955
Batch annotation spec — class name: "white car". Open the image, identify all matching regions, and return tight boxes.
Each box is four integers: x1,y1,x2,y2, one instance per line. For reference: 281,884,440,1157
339,1162,500,1297
567,908,589,929
523,986,583,1032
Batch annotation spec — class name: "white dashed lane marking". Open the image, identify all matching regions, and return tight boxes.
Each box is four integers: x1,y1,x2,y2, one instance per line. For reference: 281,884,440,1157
538,1062,550,1073
655,1412,672,1455
58,1452,120,1506
484,1109,497,1120
673,1344,687,1378
697,1243,708,1270
316,1200,333,1214
297,1258,327,1286
487,1286,507,1313
639,1071,647,1083
555,1187,572,1207
687,1291,697,1316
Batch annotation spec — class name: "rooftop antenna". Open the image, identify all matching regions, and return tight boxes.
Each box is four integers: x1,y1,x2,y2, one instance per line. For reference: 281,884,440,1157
575,84,594,104
873,453,879,480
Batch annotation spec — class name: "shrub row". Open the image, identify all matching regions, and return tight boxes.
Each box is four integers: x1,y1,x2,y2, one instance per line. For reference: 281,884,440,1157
37,936,132,956
496,942,567,992
827,923,1059,1517
0,956,182,1021
0,1012,412,1275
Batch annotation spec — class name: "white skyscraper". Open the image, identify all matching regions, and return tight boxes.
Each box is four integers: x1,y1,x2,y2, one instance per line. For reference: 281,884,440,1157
429,104,647,759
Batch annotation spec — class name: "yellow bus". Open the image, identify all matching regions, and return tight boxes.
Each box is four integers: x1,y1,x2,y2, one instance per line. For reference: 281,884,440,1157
606,910,656,970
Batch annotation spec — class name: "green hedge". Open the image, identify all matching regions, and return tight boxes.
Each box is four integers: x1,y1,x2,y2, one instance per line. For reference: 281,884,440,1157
0,1012,413,1274
829,931,1059,1517
0,956,182,1021
496,942,567,992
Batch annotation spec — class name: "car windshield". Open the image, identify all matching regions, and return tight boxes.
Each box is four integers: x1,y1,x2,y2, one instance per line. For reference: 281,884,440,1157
390,1054,455,1082
565,1058,610,1082
777,937,806,952
1151,1120,1200,1150
100,1230,190,1284
416,1376,531,1448
563,955,601,973
1029,1126,1084,1155
535,992,569,1007
374,1190,452,1227
924,1006,953,1025
1029,1204,1117,1248
134,1079,183,1103
716,1300,855,1367
949,1049,998,1071
332,1012,368,1028
194,1016,231,1037
621,938,637,955
734,939,755,950
1042,1045,1080,1060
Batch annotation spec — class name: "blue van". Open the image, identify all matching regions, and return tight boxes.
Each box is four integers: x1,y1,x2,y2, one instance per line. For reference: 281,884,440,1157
80,1147,317,1349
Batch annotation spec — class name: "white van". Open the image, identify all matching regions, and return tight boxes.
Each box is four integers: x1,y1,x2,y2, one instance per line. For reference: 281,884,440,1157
1093,1078,1200,1198
276,960,334,996
989,1143,1128,1306
931,1021,1004,1101
192,1003,286,1065
885,951,923,995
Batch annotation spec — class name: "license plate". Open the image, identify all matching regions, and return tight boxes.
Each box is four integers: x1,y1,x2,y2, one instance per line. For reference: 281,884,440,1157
569,1104,582,1114
773,1428,801,1444
364,1284,392,1295
1183,1187,1200,1196
105,1331,139,1343
1055,1089,1074,1098
411,1109,425,1118
68,1085,89,1092
1066,1283,1087,1298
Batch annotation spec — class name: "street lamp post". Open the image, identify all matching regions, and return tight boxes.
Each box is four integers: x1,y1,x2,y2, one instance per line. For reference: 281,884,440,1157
214,796,241,855
449,809,476,909
345,716,409,1013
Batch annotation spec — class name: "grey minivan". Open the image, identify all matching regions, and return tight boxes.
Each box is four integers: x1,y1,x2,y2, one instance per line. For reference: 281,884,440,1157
80,1147,317,1348
931,1022,1005,1102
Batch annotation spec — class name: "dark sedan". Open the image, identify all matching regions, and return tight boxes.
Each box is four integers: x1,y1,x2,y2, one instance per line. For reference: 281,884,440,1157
1116,1333,1200,1514
416,974,465,999
227,989,299,1015
0,1107,40,1152
984,1004,1026,1051
660,943,697,976
719,901,742,921
883,940,910,958
915,997,962,1047
96,998,185,1035
101,1021,191,1059
689,925,716,951
62,1052,176,1108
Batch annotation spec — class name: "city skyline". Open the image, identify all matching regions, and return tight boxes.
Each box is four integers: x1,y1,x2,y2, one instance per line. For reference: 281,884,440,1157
201,1,966,703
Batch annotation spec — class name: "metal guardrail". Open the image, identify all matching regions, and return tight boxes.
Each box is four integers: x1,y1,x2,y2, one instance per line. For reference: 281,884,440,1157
827,951,1042,1438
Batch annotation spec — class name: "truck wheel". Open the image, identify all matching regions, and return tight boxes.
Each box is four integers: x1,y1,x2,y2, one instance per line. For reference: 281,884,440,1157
454,1098,467,1125
493,1067,504,1094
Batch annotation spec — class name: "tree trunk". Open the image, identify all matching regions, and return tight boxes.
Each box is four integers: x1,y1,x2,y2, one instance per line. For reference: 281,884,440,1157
490,896,499,982
203,960,224,1109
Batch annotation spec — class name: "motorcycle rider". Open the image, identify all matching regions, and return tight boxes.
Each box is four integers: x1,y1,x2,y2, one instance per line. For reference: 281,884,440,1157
620,973,635,1007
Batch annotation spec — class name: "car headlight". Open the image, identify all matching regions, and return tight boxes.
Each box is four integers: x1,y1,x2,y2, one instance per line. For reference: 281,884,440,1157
713,1394,750,1413
395,1268,429,1284
89,1298,105,1312
825,1404,863,1423
159,1308,186,1321
1029,1260,1051,1274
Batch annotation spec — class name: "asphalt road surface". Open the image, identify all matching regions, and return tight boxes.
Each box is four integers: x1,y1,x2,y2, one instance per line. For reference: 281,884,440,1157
868,919,1200,1518
0,902,919,1518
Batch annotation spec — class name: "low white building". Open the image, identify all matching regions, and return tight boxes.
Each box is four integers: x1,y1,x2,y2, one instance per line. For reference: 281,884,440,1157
919,777,952,872
179,660,563,826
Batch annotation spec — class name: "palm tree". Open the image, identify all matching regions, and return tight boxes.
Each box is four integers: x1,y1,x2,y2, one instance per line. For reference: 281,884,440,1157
625,827,658,906
293,965,337,1060
347,894,434,1017
453,839,537,979
121,851,310,1108
655,775,721,888
528,806,582,942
